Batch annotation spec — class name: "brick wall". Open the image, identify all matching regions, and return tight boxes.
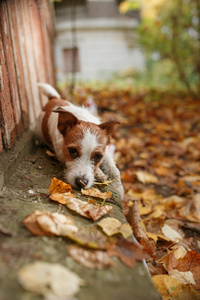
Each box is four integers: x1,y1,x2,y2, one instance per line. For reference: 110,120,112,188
0,0,55,154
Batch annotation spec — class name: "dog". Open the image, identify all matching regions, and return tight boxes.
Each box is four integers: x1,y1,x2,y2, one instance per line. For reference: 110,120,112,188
36,83,124,200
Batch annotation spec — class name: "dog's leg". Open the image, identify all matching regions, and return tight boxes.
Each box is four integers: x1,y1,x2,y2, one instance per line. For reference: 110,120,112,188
95,168,108,183
100,149,124,200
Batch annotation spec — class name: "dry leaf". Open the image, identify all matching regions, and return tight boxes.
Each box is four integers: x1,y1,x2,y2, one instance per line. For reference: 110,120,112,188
179,194,200,223
173,246,187,260
98,217,132,238
65,197,113,221
23,210,78,236
153,275,199,300
50,192,75,204
161,224,182,242
93,179,115,186
146,232,170,243
126,201,156,259
36,212,78,236
169,269,196,285
108,237,148,268
81,187,112,200
23,210,50,236
45,149,56,157
135,171,158,184
18,261,84,298
68,226,113,250
49,177,74,195
167,250,200,290
68,245,114,269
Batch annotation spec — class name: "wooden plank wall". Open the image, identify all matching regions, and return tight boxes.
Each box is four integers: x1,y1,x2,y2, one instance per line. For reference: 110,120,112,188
0,0,55,154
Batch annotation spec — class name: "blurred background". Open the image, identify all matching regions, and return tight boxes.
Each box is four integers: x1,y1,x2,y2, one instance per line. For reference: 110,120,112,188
53,0,200,97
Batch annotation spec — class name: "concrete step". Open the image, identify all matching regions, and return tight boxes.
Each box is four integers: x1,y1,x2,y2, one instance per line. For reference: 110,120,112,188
0,140,161,300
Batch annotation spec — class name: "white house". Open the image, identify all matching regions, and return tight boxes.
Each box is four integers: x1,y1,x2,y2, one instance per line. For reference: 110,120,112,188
54,0,145,82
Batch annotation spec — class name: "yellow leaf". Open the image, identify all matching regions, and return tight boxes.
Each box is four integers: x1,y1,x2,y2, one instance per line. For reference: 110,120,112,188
98,217,132,238
135,171,158,184
161,224,182,242
81,188,112,200
139,206,152,216
93,179,115,186
146,232,170,243
153,275,198,300
45,149,56,157
148,208,164,219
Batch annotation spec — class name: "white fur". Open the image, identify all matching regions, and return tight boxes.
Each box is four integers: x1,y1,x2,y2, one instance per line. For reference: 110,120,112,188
37,83,124,200
37,83,61,99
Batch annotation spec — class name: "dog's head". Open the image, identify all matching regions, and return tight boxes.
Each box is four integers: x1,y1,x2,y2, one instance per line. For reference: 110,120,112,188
54,107,120,189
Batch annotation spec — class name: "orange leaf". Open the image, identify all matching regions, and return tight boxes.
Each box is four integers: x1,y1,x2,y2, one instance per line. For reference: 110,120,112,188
49,177,74,195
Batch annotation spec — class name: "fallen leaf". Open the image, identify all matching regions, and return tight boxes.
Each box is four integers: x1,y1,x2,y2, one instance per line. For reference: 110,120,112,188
146,232,170,243
153,275,199,300
49,177,74,195
98,217,132,238
65,197,113,221
23,210,78,236
169,269,196,285
108,237,148,268
93,179,115,186
18,261,84,298
179,194,200,223
126,201,156,258
167,250,200,290
173,246,187,260
36,212,78,236
135,171,158,184
161,224,182,242
68,226,113,250
23,210,49,236
50,192,75,204
45,149,56,157
68,245,114,269
81,187,112,201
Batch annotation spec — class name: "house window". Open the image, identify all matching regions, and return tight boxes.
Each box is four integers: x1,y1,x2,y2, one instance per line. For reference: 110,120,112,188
63,48,80,73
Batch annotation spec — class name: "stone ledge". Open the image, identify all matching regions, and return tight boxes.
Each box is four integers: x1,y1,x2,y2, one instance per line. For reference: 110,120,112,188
0,139,161,299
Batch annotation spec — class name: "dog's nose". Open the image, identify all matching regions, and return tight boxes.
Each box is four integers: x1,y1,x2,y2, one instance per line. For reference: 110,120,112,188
75,177,89,188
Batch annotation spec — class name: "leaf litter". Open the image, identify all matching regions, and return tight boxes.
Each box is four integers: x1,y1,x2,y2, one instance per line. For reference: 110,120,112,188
66,88,200,298
22,87,200,298
98,217,132,238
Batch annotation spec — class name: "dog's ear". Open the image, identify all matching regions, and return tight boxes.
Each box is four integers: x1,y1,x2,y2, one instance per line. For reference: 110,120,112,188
99,119,120,135
53,107,80,135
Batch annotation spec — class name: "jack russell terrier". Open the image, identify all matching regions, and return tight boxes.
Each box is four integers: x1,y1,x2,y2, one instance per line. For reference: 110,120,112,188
35,83,124,200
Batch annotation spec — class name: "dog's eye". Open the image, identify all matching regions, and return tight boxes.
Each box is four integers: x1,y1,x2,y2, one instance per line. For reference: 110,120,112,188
68,147,78,158
94,153,103,162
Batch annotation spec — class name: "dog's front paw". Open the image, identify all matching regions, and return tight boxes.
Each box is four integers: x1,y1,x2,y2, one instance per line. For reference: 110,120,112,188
95,168,108,183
